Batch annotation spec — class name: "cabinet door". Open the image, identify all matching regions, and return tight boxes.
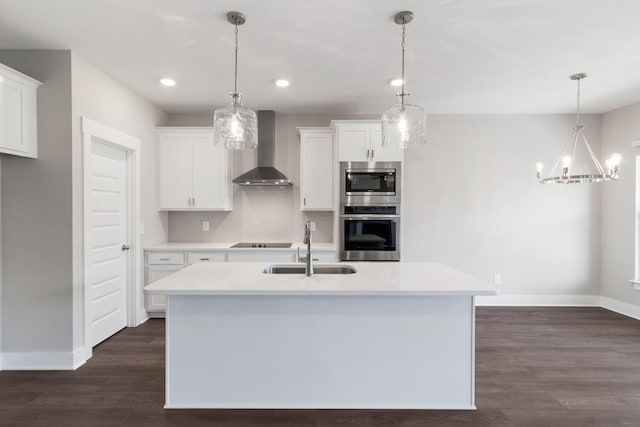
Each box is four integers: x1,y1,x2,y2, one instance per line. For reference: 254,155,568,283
337,125,369,161
0,64,40,158
192,133,231,210
369,123,404,162
158,134,191,209
145,265,184,312
300,131,333,211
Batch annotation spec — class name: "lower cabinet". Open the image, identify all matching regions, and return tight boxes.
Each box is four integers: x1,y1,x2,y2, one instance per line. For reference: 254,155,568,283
145,249,338,316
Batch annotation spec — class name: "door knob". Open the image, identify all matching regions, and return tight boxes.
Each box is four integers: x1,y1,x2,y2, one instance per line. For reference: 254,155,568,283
121,244,131,251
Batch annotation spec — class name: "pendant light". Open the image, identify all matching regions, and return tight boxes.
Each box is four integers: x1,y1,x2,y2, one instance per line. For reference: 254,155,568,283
536,73,620,184
213,11,258,150
381,11,427,149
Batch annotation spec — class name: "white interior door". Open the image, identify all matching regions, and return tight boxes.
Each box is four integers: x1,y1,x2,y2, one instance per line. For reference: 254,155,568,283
87,140,128,347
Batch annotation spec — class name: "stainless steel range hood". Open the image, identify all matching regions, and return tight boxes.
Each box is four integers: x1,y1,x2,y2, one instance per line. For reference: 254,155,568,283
232,110,292,186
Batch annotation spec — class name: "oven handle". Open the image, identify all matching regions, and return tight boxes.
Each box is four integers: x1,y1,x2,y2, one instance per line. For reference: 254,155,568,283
340,215,400,220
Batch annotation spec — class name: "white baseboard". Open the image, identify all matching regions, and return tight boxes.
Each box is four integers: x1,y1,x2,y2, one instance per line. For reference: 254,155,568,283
600,297,640,320
1,346,89,371
476,294,600,306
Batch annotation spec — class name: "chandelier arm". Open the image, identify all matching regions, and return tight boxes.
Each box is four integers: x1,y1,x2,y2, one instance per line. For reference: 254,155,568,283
549,128,577,176
581,133,607,175
569,130,579,176
575,77,581,124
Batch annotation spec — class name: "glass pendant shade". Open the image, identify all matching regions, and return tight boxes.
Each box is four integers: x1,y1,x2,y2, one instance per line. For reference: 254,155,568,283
213,94,258,150
381,98,427,149
381,11,426,149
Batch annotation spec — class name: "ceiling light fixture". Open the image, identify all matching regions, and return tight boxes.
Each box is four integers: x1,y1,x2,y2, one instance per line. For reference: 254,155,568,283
213,11,258,150
536,73,620,184
389,78,404,87
381,11,427,149
159,77,176,87
275,79,290,87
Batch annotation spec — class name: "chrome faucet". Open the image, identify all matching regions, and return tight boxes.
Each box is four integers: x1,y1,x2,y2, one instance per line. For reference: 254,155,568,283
302,220,314,276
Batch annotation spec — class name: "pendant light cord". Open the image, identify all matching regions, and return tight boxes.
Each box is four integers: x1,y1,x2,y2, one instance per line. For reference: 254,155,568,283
400,19,406,108
233,22,239,102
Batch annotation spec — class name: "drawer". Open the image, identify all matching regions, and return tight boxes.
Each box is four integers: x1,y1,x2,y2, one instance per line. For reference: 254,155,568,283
227,251,296,263
187,252,225,264
147,252,185,265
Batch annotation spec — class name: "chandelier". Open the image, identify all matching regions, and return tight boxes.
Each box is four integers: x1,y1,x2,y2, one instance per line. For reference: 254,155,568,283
536,73,620,184
381,11,427,149
213,11,258,150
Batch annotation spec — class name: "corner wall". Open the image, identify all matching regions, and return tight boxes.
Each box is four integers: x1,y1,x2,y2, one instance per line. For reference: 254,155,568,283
0,51,75,361
70,53,168,352
600,102,640,315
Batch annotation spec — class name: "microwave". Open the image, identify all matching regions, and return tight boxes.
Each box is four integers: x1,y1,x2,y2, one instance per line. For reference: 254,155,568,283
340,161,401,205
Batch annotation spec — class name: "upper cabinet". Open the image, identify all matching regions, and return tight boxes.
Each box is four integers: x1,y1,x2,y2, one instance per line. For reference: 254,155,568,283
298,127,334,211
157,127,232,211
0,63,42,158
332,120,403,162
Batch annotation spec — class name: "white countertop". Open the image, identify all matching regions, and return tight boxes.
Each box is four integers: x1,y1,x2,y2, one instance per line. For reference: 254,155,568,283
144,261,498,296
144,242,337,252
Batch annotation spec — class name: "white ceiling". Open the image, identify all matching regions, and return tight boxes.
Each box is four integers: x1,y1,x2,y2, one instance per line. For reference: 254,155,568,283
1,0,640,115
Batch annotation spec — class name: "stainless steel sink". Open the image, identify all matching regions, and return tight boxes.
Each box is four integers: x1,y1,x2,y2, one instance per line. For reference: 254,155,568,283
262,264,357,275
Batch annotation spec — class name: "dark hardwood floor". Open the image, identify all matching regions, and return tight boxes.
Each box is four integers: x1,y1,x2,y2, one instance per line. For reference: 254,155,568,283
1,307,640,426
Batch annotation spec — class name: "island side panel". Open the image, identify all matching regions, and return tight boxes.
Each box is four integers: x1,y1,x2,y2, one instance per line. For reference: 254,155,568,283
165,295,475,409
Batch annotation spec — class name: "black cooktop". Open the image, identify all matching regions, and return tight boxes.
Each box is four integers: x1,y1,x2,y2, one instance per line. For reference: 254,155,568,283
230,242,293,248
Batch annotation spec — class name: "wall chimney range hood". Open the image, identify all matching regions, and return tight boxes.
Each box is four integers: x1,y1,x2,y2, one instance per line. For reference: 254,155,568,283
232,110,292,186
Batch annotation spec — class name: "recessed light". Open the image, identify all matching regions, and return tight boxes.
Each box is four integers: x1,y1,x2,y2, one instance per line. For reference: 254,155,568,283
159,77,176,87
275,79,290,87
390,78,404,87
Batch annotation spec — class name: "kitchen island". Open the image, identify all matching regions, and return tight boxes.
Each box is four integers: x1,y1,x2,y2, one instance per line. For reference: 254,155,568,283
144,261,497,409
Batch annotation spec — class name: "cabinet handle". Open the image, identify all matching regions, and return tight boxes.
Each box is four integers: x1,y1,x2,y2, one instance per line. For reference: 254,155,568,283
366,149,370,159
187,197,191,206
304,197,306,206
200,258,210,261
160,258,170,261
371,149,375,159
192,197,196,206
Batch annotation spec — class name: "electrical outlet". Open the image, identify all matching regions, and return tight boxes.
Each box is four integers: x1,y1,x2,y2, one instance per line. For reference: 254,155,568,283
202,221,210,231
493,274,501,285
310,221,316,231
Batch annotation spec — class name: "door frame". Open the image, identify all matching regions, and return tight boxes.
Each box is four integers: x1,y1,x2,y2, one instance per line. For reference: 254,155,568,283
82,117,142,352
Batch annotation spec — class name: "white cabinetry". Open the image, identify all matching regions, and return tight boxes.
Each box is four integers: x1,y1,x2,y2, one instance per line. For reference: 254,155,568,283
145,253,186,314
157,127,232,211
332,120,403,162
0,63,41,158
298,127,334,211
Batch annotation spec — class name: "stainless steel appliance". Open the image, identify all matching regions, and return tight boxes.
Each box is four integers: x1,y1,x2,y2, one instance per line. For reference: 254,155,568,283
339,205,400,261
340,161,401,205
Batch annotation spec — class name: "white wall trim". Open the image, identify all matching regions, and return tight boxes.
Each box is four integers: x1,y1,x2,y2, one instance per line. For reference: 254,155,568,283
82,117,143,353
600,297,640,320
476,294,601,306
2,347,89,370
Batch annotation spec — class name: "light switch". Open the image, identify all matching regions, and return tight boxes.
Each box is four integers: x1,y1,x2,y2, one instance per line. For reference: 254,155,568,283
202,221,210,231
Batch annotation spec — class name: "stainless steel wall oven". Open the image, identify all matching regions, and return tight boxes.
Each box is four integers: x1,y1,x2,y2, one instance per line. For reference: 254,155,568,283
339,205,400,261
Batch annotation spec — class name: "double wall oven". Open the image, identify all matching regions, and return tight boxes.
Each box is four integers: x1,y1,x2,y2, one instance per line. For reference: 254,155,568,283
339,161,401,261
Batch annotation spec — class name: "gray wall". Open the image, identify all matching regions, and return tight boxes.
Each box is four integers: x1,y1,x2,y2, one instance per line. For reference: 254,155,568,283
0,50,169,357
70,53,168,350
166,114,376,243
600,102,640,307
0,50,74,352
403,115,601,296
